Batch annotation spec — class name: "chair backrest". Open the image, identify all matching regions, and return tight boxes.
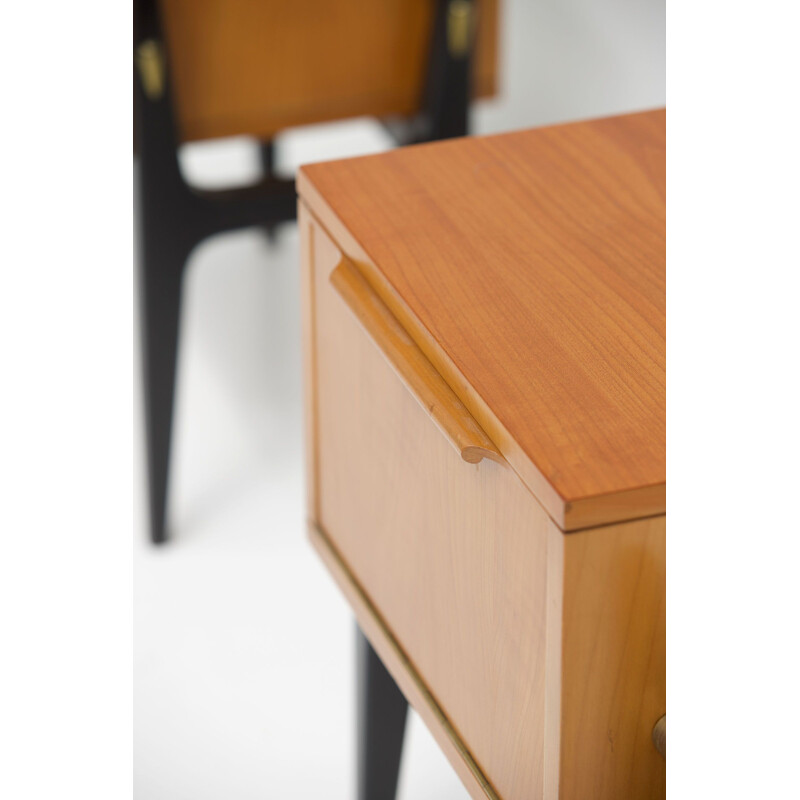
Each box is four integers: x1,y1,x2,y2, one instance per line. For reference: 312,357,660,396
159,0,499,143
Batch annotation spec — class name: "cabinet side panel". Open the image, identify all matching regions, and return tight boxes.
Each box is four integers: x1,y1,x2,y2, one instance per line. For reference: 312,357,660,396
559,516,666,799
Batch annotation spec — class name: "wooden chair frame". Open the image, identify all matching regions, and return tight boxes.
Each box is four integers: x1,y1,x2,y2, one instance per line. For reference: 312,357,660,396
134,0,476,547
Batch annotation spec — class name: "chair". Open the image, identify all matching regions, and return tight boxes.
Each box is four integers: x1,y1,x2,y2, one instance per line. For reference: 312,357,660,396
134,0,498,546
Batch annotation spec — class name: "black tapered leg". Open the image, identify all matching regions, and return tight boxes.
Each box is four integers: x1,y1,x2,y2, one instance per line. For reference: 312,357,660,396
138,254,184,545
136,212,189,545
357,628,408,800
134,0,190,546
422,0,474,140
259,141,278,240
259,141,275,177
134,0,296,545
381,0,474,148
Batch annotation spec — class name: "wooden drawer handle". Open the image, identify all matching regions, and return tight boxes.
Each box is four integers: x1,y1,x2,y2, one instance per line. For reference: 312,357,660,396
330,257,504,466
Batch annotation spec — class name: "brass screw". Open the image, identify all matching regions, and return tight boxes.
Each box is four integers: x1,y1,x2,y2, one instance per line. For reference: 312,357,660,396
447,0,473,59
136,39,165,101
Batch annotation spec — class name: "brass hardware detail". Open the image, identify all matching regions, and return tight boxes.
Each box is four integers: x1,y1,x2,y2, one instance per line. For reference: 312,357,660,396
136,39,165,101
652,715,666,758
447,0,473,59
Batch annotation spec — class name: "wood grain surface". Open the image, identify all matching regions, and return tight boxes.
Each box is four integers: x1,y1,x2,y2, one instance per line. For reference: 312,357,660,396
549,515,666,799
160,0,499,143
308,522,500,800
298,109,666,530
305,212,552,798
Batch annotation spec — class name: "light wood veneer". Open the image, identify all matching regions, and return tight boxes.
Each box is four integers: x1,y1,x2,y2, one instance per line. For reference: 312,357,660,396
160,0,499,143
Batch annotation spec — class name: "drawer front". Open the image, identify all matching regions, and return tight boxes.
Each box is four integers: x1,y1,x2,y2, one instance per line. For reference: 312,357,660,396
304,213,552,800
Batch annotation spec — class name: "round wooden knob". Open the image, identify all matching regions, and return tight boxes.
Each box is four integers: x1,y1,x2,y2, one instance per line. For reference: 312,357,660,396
652,715,666,758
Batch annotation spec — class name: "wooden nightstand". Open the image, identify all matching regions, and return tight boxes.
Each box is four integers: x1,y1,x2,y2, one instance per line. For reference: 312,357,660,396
298,109,666,800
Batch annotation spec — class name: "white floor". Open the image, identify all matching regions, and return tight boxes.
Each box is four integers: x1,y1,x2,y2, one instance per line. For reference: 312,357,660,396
134,2,665,797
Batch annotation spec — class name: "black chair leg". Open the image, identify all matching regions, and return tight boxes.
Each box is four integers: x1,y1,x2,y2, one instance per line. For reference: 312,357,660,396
423,0,474,140
137,224,188,545
357,627,409,800
259,141,279,240
381,0,474,147
134,0,296,545
260,141,276,177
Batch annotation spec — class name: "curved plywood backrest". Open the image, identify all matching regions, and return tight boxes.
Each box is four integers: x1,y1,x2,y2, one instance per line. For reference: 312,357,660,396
159,0,499,143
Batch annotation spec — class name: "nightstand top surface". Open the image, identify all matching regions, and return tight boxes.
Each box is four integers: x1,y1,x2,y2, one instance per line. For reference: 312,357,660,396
299,109,665,529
